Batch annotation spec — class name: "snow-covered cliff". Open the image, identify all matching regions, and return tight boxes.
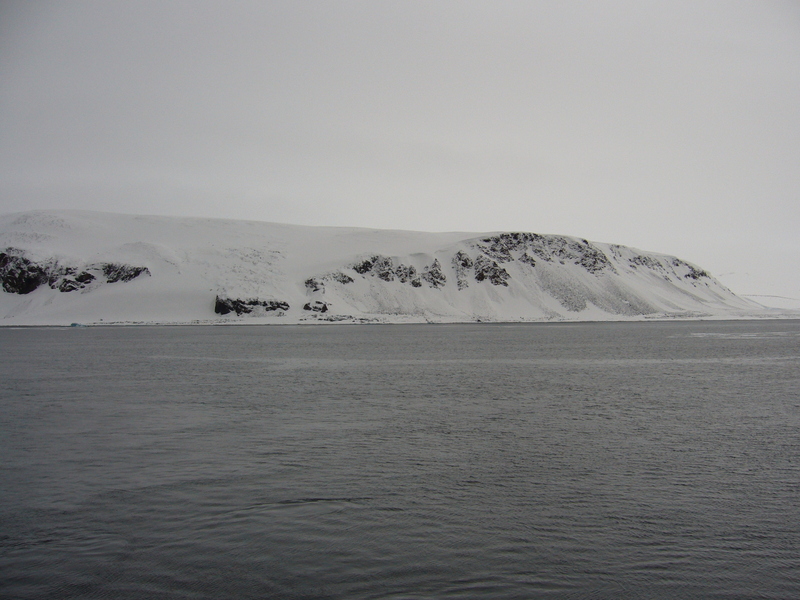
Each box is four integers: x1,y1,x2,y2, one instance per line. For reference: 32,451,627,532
0,210,767,325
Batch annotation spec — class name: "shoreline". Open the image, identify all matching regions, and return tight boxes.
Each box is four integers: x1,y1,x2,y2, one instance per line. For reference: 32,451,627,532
2,311,798,328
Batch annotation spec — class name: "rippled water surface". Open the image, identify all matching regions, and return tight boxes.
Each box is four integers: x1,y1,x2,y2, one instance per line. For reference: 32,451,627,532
2,320,799,599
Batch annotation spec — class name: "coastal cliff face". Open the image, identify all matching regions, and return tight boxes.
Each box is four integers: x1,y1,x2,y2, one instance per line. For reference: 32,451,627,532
0,210,760,325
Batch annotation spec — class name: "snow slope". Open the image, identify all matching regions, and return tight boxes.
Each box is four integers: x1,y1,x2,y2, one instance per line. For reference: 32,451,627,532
0,210,782,325
742,295,800,311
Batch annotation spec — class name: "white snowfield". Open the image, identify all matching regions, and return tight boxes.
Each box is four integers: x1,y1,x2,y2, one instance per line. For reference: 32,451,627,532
0,210,788,326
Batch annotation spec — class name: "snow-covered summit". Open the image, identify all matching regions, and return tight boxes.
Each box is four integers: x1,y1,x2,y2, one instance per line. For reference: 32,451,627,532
0,209,775,325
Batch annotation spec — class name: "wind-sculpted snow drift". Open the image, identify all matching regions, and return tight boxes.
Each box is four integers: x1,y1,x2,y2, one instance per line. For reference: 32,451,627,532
0,210,764,325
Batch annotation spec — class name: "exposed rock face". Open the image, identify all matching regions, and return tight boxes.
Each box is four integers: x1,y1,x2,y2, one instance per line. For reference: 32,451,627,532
629,254,663,271
345,255,445,289
394,263,417,284
214,296,290,316
305,272,354,292
452,251,473,290
476,233,614,274
421,259,446,289
426,233,617,294
673,259,709,280
0,250,48,294
54,270,96,293
103,263,150,283
625,253,710,283
473,255,510,286
0,247,150,294
303,300,329,313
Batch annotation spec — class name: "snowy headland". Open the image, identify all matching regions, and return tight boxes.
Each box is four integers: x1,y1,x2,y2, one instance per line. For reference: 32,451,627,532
0,210,790,326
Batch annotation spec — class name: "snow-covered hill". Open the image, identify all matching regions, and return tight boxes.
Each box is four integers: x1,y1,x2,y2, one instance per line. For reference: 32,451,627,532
0,210,781,325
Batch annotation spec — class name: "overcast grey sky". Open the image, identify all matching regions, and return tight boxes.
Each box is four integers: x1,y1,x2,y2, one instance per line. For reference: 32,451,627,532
1,1,799,298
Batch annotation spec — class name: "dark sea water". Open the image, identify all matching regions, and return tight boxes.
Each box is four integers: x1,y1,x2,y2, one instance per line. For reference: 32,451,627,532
1,320,799,599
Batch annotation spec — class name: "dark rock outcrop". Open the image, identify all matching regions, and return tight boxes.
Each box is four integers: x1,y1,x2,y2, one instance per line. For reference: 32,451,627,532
476,233,613,274
330,272,355,285
103,263,150,283
421,259,446,288
47,266,99,292
305,277,323,292
395,264,418,284
629,254,662,270
627,254,709,284
344,255,445,289
305,271,354,293
673,259,709,281
214,296,290,316
303,300,329,313
452,251,473,290
473,255,510,286
0,249,49,294
353,257,375,275
1,248,150,295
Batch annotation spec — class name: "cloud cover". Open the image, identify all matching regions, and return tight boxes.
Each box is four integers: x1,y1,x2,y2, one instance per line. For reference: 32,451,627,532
1,0,799,298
